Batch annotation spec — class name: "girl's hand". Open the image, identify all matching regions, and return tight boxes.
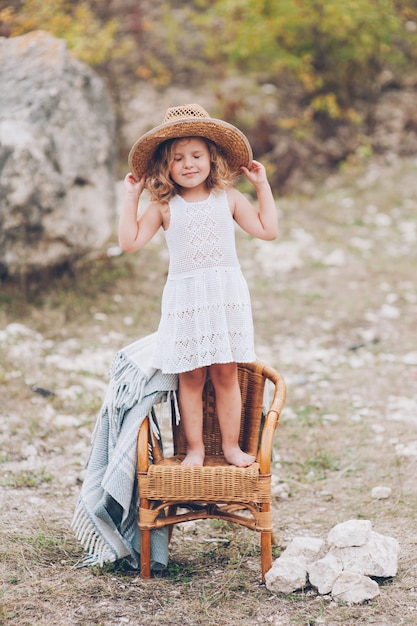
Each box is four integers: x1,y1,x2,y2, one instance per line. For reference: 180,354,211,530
124,172,146,195
241,160,269,187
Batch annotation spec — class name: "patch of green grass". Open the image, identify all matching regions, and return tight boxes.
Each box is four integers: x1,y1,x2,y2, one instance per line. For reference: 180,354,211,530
28,416,47,440
164,561,196,582
0,467,53,488
89,559,137,576
26,530,60,549
304,450,340,480
209,518,234,532
6,576,20,584
279,444,341,483
295,405,323,427
2,527,83,574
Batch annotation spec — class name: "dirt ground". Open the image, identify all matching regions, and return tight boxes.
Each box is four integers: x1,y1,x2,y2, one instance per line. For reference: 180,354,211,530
1,157,417,625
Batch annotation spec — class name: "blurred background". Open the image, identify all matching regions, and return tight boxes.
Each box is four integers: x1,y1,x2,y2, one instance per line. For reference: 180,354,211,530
2,0,417,190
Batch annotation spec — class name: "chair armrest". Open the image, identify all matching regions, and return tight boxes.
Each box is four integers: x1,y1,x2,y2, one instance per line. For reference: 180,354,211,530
258,410,279,474
258,369,286,474
138,416,150,472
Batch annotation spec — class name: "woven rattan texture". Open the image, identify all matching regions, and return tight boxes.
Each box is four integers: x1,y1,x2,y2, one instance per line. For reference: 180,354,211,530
163,104,209,122
139,460,271,502
172,366,265,457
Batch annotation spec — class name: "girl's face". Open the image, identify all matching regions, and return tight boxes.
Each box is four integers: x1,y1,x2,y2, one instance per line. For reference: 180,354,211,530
169,137,211,192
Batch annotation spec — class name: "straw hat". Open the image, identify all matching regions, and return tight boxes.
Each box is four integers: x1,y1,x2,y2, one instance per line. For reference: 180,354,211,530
128,103,253,180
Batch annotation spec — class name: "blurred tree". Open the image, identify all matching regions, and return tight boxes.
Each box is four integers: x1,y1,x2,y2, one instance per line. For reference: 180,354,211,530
186,0,416,119
4,0,415,114
0,0,133,66
2,0,417,186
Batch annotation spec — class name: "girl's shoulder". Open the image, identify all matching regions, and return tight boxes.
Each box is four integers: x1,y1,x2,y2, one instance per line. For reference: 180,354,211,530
225,186,243,212
150,199,170,229
141,198,168,226
147,198,168,212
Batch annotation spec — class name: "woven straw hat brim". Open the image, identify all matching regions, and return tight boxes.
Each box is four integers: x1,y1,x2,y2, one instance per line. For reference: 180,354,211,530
128,118,253,180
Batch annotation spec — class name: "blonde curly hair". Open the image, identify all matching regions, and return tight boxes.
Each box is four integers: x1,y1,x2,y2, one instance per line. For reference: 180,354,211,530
145,137,239,203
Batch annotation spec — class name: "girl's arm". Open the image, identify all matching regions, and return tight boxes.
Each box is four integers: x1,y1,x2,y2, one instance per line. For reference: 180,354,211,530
229,160,278,241
118,173,163,252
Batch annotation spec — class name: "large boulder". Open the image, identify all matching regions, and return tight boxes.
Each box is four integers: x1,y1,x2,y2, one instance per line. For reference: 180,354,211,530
0,31,116,279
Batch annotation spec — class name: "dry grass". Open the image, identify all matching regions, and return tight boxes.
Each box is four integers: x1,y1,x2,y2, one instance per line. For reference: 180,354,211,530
1,158,417,625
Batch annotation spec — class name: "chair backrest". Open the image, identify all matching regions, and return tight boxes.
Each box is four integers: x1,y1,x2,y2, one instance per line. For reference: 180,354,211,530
172,362,267,458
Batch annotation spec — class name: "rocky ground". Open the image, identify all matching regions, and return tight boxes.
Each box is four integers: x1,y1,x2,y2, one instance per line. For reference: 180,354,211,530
1,157,417,625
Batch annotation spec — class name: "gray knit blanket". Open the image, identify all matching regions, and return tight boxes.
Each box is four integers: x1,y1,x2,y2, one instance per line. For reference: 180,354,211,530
71,333,178,570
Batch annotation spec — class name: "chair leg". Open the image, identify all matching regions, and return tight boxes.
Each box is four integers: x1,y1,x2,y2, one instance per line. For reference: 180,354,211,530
261,530,272,583
167,505,177,542
140,529,152,579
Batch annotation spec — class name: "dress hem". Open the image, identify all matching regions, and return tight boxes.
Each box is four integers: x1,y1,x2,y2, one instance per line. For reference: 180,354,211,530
156,355,257,375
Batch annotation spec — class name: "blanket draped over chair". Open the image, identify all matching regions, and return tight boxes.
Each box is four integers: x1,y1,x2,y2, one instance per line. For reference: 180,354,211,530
71,333,178,570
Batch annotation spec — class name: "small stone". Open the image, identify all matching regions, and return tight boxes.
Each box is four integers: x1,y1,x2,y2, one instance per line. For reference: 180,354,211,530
271,476,290,499
330,531,399,578
331,571,380,605
402,352,417,365
327,519,372,548
308,553,343,595
317,489,333,501
379,304,400,319
371,486,392,499
280,536,325,563
265,556,308,594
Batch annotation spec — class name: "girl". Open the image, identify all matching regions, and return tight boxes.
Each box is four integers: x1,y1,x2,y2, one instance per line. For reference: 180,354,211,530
119,104,278,468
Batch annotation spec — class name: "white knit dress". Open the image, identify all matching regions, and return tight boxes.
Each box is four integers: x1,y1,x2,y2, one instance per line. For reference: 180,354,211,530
152,189,256,374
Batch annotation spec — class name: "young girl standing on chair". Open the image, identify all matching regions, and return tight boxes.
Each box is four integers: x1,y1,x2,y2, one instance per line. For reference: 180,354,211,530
119,104,278,468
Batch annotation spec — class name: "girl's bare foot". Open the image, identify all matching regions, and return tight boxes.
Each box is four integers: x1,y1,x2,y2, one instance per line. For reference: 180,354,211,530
223,446,256,468
181,447,205,467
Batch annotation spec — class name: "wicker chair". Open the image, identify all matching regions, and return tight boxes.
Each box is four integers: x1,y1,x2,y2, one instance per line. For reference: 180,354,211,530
137,361,286,582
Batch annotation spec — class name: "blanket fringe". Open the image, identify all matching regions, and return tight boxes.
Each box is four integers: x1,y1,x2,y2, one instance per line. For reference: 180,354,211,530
108,351,148,425
170,389,181,426
72,507,117,567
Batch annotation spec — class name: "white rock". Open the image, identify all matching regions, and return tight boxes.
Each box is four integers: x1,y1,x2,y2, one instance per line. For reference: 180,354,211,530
331,571,380,604
271,477,290,499
265,556,308,594
327,519,372,548
279,536,324,563
307,553,344,595
330,531,399,577
54,414,81,428
322,248,346,266
6,323,43,340
379,304,401,319
0,32,115,278
21,444,38,458
371,486,392,499
402,352,417,365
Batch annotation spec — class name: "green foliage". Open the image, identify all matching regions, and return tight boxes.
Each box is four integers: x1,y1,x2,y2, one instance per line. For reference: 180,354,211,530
1,0,133,66
187,0,417,117
3,0,416,120
2,0,417,178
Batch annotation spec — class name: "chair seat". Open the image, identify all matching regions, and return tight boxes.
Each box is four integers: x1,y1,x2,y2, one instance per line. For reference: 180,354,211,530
138,457,271,502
